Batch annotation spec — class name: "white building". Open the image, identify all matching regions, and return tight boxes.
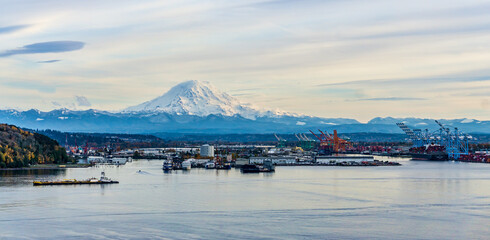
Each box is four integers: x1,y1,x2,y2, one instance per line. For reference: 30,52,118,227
87,156,106,163
235,158,249,167
200,144,215,157
108,157,129,164
249,156,297,165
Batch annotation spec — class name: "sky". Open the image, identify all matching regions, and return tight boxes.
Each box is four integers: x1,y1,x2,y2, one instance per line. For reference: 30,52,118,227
0,0,489,122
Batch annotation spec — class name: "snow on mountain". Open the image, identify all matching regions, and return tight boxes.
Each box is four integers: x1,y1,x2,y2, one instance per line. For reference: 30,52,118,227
124,80,266,119
460,118,474,123
0,80,487,134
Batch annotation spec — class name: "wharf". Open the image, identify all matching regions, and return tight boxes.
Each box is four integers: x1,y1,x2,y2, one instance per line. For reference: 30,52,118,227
275,160,401,167
0,164,90,171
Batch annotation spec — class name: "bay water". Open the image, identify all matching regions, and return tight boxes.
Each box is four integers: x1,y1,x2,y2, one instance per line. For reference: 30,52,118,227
1,157,490,239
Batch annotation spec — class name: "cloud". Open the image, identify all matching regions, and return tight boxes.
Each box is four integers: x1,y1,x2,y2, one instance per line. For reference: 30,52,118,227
75,96,92,107
0,41,85,57
38,60,61,63
0,1,489,121
51,96,92,109
0,25,30,34
320,75,490,87
358,97,427,101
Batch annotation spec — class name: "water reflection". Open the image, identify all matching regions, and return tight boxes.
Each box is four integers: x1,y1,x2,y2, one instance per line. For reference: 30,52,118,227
215,169,230,176
0,169,66,177
0,169,66,186
262,172,275,178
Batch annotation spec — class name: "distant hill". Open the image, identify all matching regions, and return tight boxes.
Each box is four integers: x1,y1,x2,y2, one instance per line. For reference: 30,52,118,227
0,124,70,168
35,129,167,149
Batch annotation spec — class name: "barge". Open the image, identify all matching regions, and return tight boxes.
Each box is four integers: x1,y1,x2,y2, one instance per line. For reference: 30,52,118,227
33,172,118,186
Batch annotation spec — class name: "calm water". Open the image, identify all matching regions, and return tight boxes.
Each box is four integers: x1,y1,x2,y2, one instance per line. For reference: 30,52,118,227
1,157,490,240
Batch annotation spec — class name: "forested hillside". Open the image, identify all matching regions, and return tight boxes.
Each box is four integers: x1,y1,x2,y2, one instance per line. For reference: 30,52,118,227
0,124,70,168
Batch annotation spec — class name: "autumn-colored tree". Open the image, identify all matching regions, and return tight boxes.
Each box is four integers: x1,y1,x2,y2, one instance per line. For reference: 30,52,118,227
0,124,71,168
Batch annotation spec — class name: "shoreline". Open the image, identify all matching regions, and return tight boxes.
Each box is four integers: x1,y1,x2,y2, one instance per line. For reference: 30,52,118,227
0,164,91,171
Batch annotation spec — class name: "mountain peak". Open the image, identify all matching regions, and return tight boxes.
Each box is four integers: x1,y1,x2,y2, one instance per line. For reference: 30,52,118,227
124,80,263,119
178,79,207,88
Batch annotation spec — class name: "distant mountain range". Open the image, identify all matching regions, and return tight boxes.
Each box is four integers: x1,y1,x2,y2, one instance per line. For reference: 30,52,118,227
0,80,488,134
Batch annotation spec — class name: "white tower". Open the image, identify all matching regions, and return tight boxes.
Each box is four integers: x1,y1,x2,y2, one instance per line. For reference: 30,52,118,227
200,144,215,157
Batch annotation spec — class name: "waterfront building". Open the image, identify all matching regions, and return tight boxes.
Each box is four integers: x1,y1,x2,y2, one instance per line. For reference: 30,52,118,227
249,156,297,165
108,157,129,164
315,156,374,164
234,158,249,167
87,156,105,163
200,144,215,157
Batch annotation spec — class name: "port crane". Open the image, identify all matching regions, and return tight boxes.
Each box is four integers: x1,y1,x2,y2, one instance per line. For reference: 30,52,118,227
301,133,312,141
274,133,287,148
295,133,314,150
309,129,350,153
396,120,469,159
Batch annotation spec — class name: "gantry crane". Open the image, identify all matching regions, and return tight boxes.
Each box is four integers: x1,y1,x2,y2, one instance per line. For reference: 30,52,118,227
309,129,350,153
396,120,469,159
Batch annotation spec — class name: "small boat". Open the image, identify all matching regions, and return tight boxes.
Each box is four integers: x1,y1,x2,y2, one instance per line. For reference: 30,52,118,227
216,164,232,170
33,172,119,186
163,160,173,171
205,162,215,169
182,160,192,170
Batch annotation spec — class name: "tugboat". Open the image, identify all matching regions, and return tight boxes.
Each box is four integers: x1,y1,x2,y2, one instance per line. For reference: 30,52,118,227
33,172,119,186
241,164,261,173
241,160,275,173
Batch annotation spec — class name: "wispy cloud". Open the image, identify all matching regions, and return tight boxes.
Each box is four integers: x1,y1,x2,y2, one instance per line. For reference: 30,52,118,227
320,75,490,87
75,96,92,107
0,1,489,120
38,60,61,63
357,97,427,101
0,25,30,34
0,41,85,57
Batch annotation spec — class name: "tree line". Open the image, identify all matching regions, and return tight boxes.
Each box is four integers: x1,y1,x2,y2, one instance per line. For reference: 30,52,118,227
0,124,70,168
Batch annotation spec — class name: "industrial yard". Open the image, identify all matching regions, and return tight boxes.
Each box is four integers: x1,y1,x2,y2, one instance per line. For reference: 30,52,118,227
55,121,489,172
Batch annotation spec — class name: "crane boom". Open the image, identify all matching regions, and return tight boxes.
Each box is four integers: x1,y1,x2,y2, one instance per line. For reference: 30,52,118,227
274,133,281,141
295,134,302,141
435,120,450,133
318,129,331,140
396,122,417,140
309,130,322,141
301,133,310,141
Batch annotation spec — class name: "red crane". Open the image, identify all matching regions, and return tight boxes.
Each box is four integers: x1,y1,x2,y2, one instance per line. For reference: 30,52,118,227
309,129,350,153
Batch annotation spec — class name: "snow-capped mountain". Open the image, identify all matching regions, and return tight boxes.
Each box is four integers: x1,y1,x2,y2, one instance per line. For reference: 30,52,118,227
0,80,488,134
124,80,264,119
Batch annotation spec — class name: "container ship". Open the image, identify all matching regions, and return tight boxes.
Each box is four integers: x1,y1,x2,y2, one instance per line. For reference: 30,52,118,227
409,145,448,161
